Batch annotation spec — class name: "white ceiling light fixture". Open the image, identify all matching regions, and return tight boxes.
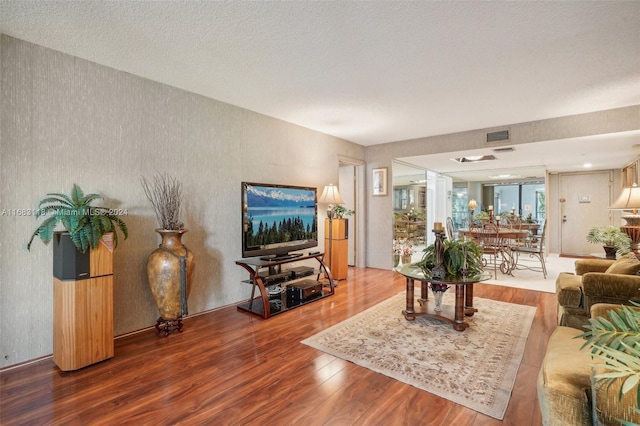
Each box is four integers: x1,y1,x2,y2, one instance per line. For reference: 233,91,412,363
488,174,522,180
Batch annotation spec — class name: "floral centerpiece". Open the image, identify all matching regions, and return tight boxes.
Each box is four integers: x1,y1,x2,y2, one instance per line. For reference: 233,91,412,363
429,283,450,292
393,238,416,265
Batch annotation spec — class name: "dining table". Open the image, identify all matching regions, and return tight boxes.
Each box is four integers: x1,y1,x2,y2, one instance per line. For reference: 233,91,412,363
457,227,530,275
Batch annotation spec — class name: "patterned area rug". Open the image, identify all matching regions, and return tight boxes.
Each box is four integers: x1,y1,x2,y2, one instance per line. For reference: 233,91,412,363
301,292,536,419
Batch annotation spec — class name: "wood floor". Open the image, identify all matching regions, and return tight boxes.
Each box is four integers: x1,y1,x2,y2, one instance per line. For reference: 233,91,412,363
0,267,557,425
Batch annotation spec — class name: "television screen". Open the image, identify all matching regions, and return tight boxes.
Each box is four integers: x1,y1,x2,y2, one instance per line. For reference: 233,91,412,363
242,182,318,259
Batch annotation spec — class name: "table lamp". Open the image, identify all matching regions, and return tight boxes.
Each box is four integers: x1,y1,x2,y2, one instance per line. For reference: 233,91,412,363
319,184,344,278
468,199,477,226
609,183,640,255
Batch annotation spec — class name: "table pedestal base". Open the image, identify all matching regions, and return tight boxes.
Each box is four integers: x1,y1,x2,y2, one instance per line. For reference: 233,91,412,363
402,276,478,332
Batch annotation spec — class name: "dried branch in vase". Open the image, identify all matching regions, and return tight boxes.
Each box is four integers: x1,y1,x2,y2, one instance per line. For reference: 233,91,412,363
141,173,184,230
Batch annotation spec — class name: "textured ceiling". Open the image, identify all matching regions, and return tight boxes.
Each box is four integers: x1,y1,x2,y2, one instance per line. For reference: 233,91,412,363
1,1,639,180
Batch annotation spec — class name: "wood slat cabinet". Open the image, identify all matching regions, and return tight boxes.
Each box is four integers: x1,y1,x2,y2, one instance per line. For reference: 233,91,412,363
53,276,114,371
53,234,114,371
324,218,348,280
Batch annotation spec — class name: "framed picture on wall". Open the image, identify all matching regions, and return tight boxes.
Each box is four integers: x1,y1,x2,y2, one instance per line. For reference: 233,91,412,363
418,191,426,207
372,167,388,196
622,159,639,186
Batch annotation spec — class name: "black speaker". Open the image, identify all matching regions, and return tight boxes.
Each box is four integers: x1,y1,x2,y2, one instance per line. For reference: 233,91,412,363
53,232,90,280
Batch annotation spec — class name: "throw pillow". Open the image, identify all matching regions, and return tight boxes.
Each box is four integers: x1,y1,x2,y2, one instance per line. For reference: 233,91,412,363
605,253,640,275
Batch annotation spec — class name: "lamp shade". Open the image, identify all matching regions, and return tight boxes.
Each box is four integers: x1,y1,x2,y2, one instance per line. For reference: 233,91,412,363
610,184,640,210
468,199,478,210
319,184,344,205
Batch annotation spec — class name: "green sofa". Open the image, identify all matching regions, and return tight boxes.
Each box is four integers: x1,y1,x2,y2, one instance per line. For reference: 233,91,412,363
555,255,640,329
538,304,640,426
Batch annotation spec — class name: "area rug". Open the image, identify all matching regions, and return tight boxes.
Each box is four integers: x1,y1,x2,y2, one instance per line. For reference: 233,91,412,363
301,291,536,419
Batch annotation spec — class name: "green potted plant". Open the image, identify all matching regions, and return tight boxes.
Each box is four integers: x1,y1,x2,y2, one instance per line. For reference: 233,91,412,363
586,225,631,259
332,205,354,218
27,184,128,371
28,183,128,253
417,238,484,277
473,211,490,222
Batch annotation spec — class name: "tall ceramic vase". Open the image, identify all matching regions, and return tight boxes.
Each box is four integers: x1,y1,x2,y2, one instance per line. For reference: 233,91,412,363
147,229,195,335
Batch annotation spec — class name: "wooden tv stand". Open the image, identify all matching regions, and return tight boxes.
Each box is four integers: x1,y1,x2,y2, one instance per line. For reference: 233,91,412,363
235,252,335,319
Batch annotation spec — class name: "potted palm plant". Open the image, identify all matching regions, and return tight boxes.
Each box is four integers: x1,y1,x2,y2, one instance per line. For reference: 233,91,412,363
28,183,128,279
586,225,631,259
27,184,128,371
28,183,128,253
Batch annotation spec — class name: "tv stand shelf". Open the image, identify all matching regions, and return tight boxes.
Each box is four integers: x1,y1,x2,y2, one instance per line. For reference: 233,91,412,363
235,253,335,319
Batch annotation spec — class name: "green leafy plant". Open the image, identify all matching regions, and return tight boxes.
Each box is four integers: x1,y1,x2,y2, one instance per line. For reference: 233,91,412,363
578,303,640,420
417,238,483,276
28,184,128,253
473,211,490,220
332,205,355,217
406,208,425,221
587,226,632,255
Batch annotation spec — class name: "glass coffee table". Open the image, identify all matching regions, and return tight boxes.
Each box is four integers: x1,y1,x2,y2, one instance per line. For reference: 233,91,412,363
394,263,491,331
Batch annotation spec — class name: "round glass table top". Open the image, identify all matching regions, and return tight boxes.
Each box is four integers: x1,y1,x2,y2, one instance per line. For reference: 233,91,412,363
394,263,491,284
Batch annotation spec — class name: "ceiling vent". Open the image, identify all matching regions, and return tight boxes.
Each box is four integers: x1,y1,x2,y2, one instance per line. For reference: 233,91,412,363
486,130,510,143
492,147,515,153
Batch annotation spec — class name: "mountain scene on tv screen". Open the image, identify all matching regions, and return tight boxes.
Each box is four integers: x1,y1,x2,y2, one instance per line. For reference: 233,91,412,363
245,185,317,247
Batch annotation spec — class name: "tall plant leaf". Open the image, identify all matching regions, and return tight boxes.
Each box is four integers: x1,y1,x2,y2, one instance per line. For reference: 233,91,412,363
28,184,127,253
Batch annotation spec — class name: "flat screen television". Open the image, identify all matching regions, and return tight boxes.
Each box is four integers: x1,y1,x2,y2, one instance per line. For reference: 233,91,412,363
241,182,318,259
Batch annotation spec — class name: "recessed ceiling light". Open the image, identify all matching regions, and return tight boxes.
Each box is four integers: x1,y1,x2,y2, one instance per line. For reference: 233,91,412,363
488,174,522,179
451,155,497,164
583,163,592,168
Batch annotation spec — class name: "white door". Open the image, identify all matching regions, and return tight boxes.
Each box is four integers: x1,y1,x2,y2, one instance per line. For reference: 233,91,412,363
559,171,613,256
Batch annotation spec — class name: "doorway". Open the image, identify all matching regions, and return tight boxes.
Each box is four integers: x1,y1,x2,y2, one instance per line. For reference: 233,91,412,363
338,157,365,268
559,171,613,256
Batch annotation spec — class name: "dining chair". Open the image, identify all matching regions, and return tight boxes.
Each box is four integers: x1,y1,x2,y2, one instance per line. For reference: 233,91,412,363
510,221,547,278
475,222,502,279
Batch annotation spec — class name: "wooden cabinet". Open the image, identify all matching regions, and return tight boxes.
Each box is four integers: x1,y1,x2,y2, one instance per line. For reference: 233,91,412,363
325,218,348,280
53,276,114,371
53,235,114,371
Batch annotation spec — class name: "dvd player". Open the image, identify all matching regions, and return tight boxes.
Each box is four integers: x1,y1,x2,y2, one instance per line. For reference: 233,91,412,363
289,266,315,279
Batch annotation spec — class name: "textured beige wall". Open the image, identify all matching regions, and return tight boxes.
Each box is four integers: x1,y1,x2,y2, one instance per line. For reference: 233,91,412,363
365,105,640,269
0,35,364,368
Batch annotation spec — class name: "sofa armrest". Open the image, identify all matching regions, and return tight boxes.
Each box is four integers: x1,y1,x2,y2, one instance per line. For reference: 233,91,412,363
574,259,615,275
582,272,640,303
591,366,640,424
590,303,626,319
